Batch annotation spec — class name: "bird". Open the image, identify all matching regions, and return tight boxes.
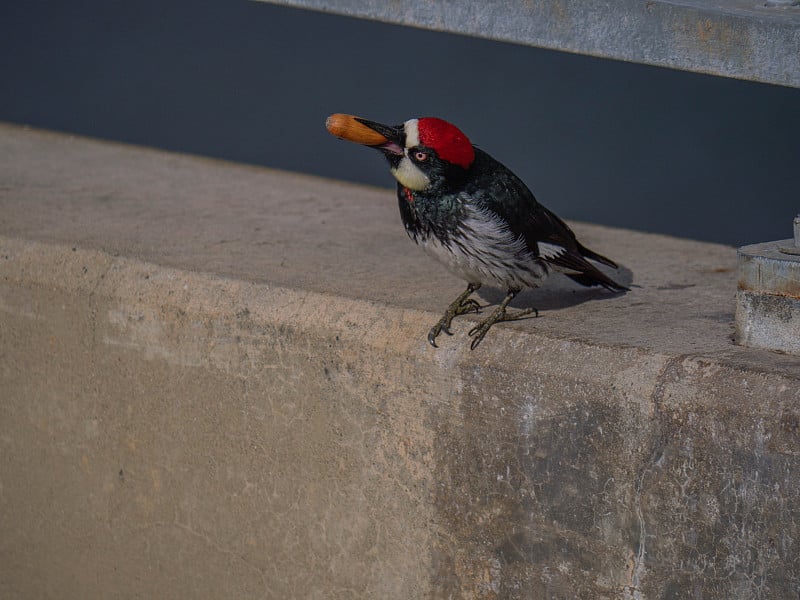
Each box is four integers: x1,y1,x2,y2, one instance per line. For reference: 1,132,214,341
326,114,628,349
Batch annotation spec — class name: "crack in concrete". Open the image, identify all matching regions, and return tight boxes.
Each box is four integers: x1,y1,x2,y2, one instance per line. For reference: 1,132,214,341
622,352,693,599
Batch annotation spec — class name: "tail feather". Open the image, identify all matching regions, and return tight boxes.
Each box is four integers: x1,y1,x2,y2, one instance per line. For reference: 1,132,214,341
576,241,619,270
566,267,628,292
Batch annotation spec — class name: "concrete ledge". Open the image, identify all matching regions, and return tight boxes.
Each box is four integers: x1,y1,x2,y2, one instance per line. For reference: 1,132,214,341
1,124,799,598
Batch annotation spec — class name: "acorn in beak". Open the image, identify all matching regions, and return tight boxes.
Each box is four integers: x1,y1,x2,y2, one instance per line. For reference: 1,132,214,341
326,113,404,156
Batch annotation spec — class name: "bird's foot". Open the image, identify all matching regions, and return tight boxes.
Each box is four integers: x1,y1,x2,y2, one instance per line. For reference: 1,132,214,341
428,284,482,347
468,305,538,350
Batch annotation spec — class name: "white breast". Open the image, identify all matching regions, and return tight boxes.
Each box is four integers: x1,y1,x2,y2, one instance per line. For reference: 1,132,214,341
415,203,548,290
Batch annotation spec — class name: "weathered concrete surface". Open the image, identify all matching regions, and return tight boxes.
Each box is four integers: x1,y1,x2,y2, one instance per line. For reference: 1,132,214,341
1,123,799,599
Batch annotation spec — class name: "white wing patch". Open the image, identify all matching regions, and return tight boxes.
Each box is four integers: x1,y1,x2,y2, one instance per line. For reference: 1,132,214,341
538,242,566,260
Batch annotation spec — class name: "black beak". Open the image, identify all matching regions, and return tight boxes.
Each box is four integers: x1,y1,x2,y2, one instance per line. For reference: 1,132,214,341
354,118,405,156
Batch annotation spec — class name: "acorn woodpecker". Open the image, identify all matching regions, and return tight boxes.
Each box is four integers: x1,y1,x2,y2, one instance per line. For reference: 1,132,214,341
326,114,628,349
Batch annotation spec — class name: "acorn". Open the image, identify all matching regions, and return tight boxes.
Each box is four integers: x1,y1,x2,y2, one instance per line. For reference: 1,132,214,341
325,113,389,146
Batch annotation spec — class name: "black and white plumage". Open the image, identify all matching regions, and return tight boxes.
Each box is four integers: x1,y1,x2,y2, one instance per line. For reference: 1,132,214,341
329,115,628,349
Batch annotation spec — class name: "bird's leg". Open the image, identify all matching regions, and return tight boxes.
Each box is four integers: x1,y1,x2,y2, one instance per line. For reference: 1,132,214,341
428,283,483,347
468,289,538,350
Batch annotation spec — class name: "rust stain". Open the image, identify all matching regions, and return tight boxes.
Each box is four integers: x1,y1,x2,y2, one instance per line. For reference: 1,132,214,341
696,19,714,44
685,13,750,66
739,257,800,297
738,278,800,298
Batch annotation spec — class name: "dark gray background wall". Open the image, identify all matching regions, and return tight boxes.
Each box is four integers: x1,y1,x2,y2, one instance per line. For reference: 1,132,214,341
2,1,798,246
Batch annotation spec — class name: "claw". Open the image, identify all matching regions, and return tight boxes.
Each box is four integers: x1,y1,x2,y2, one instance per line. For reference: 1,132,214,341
462,298,482,313
427,330,439,347
467,321,492,350
470,332,486,351
428,284,539,348
466,292,539,350
427,283,482,348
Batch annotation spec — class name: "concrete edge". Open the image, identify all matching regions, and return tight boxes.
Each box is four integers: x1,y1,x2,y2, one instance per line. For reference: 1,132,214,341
0,233,660,372
3,234,798,412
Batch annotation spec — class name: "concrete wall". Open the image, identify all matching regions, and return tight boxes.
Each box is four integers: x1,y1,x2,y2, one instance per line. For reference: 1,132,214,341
1,124,799,598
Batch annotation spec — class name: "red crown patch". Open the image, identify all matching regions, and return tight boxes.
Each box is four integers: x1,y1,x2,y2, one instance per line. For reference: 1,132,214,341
417,118,475,170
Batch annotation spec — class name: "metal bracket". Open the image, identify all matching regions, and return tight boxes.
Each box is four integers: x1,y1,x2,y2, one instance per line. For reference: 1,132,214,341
735,216,800,354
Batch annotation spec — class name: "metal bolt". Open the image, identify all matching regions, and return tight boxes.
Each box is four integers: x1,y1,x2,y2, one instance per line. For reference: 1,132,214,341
795,215,800,247
779,215,800,255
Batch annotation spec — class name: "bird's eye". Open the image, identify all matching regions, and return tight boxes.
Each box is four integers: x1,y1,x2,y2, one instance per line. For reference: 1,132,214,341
414,151,428,162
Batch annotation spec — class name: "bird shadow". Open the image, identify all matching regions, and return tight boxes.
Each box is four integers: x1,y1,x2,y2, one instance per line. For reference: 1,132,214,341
475,264,634,312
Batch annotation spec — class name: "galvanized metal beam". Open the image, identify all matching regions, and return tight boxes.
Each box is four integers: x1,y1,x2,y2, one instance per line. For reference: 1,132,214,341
256,0,800,88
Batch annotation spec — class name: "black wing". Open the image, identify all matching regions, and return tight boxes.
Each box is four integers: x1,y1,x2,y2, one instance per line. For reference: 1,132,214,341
467,149,627,292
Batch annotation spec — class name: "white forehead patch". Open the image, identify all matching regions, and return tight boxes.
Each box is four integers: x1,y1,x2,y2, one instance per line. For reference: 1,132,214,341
403,119,420,148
